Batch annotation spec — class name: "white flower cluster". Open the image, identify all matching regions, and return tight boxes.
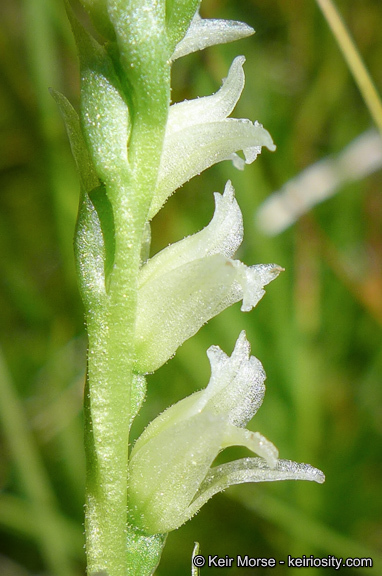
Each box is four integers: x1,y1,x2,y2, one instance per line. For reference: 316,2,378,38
127,7,325,535
131,14,277,375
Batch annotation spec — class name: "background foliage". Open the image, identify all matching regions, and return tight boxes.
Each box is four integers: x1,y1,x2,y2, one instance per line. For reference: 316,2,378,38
0,0,381,574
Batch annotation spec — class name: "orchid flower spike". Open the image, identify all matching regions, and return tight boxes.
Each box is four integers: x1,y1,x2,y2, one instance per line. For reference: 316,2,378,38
128,332,325,534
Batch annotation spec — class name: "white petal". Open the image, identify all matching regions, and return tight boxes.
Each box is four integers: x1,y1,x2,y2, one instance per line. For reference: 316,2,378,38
128,411,226,534
150,119,275,218
135,254,238,373
229,262,284,312
203,331,266,427
167,56,245,131
221,426,279,468
188,457,325,518
171,13,254,60
140,181,242,288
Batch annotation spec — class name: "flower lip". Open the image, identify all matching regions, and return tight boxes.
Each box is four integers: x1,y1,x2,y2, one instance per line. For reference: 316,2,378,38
152,120,275,218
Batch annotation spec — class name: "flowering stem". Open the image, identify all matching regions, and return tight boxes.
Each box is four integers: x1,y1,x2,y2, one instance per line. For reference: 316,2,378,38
76,23,171,575
83,184,166,575
61,2,325,574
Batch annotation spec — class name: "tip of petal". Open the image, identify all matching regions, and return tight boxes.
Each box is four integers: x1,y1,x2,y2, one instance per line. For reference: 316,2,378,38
252,263,284,285
274,459,326,484
222,179,235,200
232,329,251,357
237,263,283,312
172,17,255,61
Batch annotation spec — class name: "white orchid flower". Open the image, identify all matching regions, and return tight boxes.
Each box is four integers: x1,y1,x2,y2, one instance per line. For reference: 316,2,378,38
135,182,282,373
128,332,325,534
149,57,275,218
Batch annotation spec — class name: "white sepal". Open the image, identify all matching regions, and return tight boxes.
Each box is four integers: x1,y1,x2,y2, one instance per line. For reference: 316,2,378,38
128,410,226,534
133,331,266,447
189,457,325,519
141,181,242,286
172,12,254,60
135,253,237,373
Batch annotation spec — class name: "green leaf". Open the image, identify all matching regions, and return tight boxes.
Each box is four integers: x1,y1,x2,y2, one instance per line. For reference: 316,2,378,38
126,529,167,576
78,0,116,41
166,0,201,52
89,185,115,286
68,4,131,187
50,88,99,193
75,190,107,308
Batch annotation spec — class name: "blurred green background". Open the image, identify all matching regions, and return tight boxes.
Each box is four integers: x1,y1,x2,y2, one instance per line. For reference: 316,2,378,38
0,0,381,574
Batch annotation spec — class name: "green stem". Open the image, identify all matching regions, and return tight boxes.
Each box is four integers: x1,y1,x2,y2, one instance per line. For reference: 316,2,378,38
73,2,175,572
316,0,382,137
83,97,170,576
84,189,140,575
85,310,132,576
